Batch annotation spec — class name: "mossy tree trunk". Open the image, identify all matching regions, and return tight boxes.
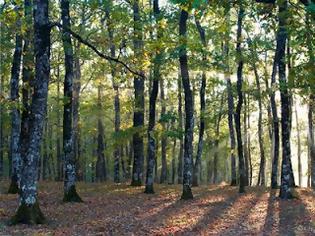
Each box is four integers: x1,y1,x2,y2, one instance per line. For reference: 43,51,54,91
11,0,50,224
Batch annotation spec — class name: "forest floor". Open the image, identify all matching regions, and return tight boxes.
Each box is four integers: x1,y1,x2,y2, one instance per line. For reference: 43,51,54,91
0,181,314,235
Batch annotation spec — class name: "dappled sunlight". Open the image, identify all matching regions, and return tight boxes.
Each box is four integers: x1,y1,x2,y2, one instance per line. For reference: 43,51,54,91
0,182,314,235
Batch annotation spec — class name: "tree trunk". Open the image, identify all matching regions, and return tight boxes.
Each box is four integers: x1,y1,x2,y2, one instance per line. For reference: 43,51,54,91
177,72,184,184
171,138,176,184
105,1,120,183
179,9,194,200
270,51,280,189
61,0,82,202
160,78,167,184
8,18,23,194
213,94,224,184
56,65,63,181
243,90,249,186
11,0,50,224
234,3,246,193
19,0,34,184
278,0,293,199
192,19,206,187
224,6,237,186
248,38,266,186
305,10,315,190
96,86,107,182
144,0,161,193
131,0,145,186
247,98,253,186
73,43,82,181
294,99,302,186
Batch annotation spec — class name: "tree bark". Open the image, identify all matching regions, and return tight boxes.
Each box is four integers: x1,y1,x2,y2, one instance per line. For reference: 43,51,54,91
224,6,237,186
61,0,82,202
234,3,246,193
8,17,23,194
306,12,315,190
160,78,167,184
105,1,121,183
270,49,280,189
177,72,184,184
11,0,50,224
179,9,194,200
144,0,161,193
131,0,145,186
248,38,266,186
192,19,206,187
278,0,293,199
56,64,63,181
243,90,249,186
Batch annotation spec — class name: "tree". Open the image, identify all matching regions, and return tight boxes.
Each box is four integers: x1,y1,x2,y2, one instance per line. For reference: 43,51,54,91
7,12,22,194
234,2,246,194
11,0,50,224
277,0,293,199
192,18,207,187
179,8,194,200
131,0,145,186
224,4,237,187
61,0,82,202
144,0,161,194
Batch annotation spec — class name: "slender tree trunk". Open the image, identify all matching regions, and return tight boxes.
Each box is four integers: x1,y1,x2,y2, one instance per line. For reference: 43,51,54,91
177,72,184,184
144,48,159,193
179,9,194,200
73,43,82,181
131,0,145,186
171,138,176,184
247,97,253,186
243,90,249,186
145,0,161,193
61,0,82,202
105,1,120,183
294,99,302,186
160,78,167,184
213,94,224,184
234,3,245,193
248,38,266,186
270,52,280,189
309,95,315,189
48,124,55,179
11,0,50,224
278,0,293,199
192,19,206,187
8,18,22,194
96,86,107,182
56,65,63,181
224,6,237,186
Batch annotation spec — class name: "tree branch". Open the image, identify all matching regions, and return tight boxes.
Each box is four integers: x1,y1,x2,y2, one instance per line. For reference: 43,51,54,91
52,22,145,79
